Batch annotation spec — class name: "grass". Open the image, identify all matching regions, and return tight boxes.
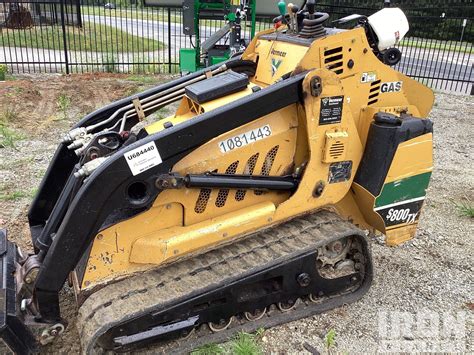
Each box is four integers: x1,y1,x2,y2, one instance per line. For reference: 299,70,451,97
3,74,18,81
81,5,268,31
0,64,7,81
129,53,180,75
0,187,37,201
0,157,34,170
455,201,474,218
2,86,24,100
82,5,180,23
325,328,336,351
57,94,71,121
35,168,47,178
399,38,473,54
102,54,118,73
129,54,162,74
126,74,163,84
0,190,28,201
0,108,24,149
81,6,472,55
0,125,24,149
0,22,163,53
231,332,263,355
191,330,264,355
191,343,224,355
1,107,19,122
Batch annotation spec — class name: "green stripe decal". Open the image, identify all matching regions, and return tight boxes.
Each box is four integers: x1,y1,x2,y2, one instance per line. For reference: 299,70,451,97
375,172,432,208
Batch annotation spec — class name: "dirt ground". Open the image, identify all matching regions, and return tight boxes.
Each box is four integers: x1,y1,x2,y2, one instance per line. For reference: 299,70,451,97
0,75,472,354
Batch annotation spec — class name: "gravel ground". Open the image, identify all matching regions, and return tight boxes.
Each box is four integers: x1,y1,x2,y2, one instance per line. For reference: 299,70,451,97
263,93,474,353
0,75,472,354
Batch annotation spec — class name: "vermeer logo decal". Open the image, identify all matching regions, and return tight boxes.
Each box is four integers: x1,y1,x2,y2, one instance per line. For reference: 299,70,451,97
381,81,403,93
125,141,162,176
271,58,282,77
270,49,287,57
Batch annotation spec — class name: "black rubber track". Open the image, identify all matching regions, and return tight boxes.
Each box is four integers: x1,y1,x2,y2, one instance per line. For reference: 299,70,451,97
77,210,373,354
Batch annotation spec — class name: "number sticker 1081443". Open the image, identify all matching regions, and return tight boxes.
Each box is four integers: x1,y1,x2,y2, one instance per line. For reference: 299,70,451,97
219,125,272,153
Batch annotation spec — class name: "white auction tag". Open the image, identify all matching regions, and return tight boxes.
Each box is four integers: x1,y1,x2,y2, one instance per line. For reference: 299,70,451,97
124,141,162,176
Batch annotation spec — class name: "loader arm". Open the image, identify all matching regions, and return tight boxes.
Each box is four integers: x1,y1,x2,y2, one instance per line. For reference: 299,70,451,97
34,73,305,321
28,65,226,247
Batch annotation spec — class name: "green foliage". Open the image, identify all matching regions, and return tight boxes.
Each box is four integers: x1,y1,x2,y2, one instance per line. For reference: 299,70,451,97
114,0,144,8
0,108,23,149
0,126,23,149
1,107,19,123
325,329,337,350
81,5,181,24
455,201,474,218
0,64,7,81
191,330,264,355
57,94,71,121
255,328,265,338
102,54,118,73
126,75,161,84
0,187,37,201
131,60,160,75
129,54,179,75
0,190,27,201
191,343,224,355
0,22,163,53
35,168,47,178
230,332,263,355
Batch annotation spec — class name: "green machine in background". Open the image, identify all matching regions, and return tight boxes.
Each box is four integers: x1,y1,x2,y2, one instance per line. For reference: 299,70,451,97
180,0,257,73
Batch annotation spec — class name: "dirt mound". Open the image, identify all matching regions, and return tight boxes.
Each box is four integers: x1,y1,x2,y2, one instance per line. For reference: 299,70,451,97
0,74,153,137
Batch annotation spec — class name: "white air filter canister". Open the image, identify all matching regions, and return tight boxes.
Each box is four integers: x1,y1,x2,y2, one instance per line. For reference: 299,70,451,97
368,8,409,51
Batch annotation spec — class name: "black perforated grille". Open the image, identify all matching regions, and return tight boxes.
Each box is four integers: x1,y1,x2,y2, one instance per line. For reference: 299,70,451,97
255,145,279,195
215,161,240,208
235,153,260,202
194,188,212,214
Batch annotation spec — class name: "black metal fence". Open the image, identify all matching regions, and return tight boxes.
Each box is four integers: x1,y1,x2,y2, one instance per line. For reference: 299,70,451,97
0,0,472,94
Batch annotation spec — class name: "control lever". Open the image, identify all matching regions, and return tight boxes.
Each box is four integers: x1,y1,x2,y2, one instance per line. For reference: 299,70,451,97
278,0,287,17
288,3,299,33
307,0,316,19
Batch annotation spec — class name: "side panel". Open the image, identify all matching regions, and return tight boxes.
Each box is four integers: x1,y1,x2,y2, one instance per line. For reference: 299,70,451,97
274,69,364,220
81,105,298,288
78,69,365,290
353,123,433,246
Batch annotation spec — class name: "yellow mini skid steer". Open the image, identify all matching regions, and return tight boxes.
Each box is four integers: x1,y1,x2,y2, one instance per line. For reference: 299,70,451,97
0,2,434,353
